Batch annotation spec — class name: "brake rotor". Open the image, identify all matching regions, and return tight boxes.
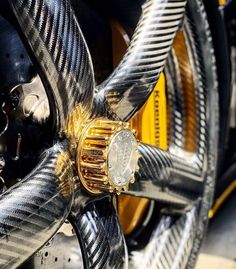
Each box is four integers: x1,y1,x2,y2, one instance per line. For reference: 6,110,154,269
0,15,53,188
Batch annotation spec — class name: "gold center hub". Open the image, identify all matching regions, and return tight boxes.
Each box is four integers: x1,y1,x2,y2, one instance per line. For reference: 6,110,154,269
76,119,139,194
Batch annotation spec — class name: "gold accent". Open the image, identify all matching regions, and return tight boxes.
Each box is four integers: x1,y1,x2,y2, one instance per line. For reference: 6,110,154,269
64,105,88,141
209,180,236,219
76,119,138,194
131,73,168,149
173,31,197,152
55,150,74,197
219,0,227,6
118,195,150,235
63,102,138,195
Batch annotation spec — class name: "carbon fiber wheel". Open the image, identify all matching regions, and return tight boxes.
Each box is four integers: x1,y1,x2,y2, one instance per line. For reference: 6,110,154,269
0,0,218,268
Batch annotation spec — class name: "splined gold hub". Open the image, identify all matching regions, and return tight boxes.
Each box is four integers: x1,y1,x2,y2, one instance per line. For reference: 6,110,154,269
76,119,139,194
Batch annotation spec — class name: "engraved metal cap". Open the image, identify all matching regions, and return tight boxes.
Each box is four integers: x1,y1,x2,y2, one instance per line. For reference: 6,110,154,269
76,119,139,194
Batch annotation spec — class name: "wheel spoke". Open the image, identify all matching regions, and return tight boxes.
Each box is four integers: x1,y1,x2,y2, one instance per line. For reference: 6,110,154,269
125,143,204,209
130,208,197,268
8,0,95,134
70,192,127,268
95,0,186,121
0,141,74,268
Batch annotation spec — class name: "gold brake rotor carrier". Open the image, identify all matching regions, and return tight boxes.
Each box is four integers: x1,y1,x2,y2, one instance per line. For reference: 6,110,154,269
76,119,139,194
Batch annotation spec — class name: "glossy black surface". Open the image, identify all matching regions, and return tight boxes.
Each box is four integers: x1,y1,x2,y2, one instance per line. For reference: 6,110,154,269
0,16,34,137
127,143,203,209
70,193,127,269
0,0,220,268
0,16,33,91
95,0,186,121
0,141,74,268
8,0,95,134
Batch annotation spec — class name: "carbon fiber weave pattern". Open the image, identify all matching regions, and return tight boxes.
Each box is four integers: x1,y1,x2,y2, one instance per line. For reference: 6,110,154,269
70,194,127,269
1,0,218,268
130,209,197,269
185,0,218,266
127,143,202,206
165,50,185,149
96,0,186,121
125,0,217,210
8,0,95,134
129,0,218,266
0,142,74,269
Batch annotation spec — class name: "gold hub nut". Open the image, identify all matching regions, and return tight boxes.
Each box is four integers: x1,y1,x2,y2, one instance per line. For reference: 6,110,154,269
76,119,139,194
